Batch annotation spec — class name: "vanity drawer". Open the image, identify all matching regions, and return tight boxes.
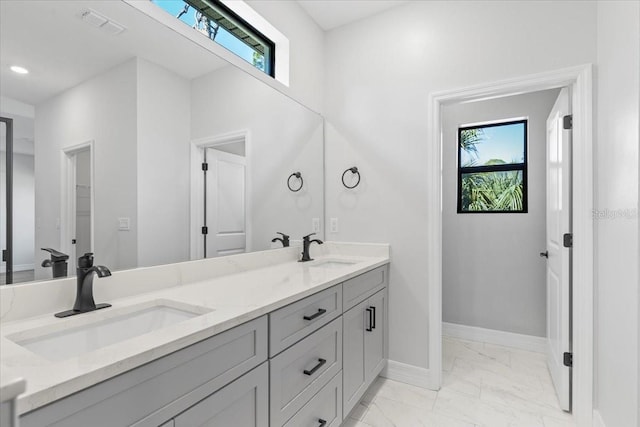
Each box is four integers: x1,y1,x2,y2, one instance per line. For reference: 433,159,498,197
20,316,268,427
343,265,388,310
173,362,268,427
282,371,342,427
269,284,342,356
270,317,342,427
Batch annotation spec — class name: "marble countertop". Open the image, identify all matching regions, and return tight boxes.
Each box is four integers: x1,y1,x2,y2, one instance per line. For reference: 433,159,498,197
0,372,25,404
0,244,389,415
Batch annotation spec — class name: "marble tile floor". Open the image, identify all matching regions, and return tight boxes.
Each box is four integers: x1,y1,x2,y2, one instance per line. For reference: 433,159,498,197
343,336,575,427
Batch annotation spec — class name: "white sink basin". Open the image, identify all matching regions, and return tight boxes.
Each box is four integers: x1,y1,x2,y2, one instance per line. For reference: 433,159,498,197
309,259,358,269
9,300,210,362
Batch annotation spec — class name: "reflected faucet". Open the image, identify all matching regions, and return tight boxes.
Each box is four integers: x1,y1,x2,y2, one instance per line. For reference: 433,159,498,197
55,253,112,318
41,248,69,278
272,232,290,247
299,233,323,262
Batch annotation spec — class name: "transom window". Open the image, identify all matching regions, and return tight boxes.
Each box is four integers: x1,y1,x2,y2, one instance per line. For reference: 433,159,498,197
457,119,528,213
153,0,275,76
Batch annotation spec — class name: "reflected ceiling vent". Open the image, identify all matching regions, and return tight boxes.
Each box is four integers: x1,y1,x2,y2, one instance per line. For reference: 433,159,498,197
78,8,126,35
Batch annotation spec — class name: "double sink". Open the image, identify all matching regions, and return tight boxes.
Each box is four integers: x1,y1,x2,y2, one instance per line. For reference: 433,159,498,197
6,258,357,363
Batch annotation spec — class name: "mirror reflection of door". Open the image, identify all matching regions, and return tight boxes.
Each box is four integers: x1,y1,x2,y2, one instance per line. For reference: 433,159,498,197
205,145,246,257
63,145,93,272
74,149,92,264
1,114,35,285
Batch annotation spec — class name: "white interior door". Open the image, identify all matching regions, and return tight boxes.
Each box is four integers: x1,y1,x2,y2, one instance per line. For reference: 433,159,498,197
74,149,92,262
0,121,7,277
62,143,93,272
545,87,572,411
205,148,246,257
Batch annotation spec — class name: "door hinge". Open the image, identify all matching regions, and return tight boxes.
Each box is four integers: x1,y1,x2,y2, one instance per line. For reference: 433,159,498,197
201,162,208,171
563,115,573,130
1,249,6,262
563,352,573,367
563,233,573,248
201,226,208,235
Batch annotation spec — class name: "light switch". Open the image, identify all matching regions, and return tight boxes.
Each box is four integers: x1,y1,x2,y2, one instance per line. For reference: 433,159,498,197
312,217,320,233
330,218,338,233
118,217,130,231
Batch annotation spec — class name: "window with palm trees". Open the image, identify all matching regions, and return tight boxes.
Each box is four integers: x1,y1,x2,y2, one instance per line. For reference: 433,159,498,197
457,120,528,213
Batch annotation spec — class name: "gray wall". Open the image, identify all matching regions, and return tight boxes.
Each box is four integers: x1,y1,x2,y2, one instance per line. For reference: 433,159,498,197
442,89,560,337
0,151,34,271
35,59,138,278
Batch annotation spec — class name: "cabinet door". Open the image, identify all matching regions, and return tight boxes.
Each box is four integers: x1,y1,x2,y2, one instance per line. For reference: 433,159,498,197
283,372,342,427
342,299,367,418
364,289,387,383
174,362,268,427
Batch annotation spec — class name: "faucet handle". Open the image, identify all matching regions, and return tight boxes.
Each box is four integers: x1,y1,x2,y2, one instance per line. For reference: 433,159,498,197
78,253,94,268
302,233,316,240
276,232,289,239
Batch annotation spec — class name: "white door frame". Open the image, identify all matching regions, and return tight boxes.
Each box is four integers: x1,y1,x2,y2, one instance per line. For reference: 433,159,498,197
427,65,593,425
189,130,252,260
60,140,95,269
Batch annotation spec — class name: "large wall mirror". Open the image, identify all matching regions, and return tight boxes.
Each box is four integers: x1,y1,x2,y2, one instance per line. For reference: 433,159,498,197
0,0,324,285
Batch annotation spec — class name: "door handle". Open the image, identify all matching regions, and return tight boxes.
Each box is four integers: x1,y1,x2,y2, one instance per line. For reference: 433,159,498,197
370,306,376,330
303,358,326,376
303,308,327,321
318,419,327,427
539,251,548,258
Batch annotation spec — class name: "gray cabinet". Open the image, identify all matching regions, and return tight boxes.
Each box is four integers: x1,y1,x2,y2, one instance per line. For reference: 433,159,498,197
173,362,268,427
0,401,14,427
270,317,342,426
343,266,386,311
282,372,342,427
364,289,387,381
269,285,342,357
20,316,268,427
343,288,387,418
16,263,389,427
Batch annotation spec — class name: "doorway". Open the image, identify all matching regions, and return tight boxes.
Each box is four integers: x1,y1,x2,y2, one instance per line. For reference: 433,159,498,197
441,88,573,411
190,131,251,260
61,142,94,272
427,65,594,424
1,115,36,285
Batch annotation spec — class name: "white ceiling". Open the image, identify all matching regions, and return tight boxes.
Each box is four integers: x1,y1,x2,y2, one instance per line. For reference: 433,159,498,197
0,0,228,106
0,0,408,108
296,0,408,31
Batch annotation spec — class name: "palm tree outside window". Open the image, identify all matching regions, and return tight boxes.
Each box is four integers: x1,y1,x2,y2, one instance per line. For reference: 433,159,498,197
457,120,528,213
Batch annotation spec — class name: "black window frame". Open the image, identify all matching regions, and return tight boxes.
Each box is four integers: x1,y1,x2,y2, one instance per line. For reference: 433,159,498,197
182,0,276,77
457,119,528,214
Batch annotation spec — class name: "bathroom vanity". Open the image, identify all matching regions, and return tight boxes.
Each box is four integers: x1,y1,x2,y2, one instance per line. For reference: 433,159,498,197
0,243,389,427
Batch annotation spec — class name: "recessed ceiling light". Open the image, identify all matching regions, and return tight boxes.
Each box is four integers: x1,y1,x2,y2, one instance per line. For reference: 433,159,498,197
10,65,29,75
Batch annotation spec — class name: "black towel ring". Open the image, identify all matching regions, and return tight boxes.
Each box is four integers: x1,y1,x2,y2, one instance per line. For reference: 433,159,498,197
287,172,303,192
342,167,360,189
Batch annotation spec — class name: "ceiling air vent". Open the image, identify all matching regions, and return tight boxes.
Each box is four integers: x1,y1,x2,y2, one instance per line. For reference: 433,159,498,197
78,8,126,35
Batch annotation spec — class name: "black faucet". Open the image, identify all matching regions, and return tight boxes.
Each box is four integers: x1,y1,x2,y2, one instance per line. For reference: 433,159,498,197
272,232,290,247
55,253,112,318
299,233,323,262
41,248,69,278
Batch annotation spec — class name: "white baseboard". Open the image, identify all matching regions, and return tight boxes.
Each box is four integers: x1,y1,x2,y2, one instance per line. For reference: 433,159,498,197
0,263,34,273
381,359,438,391
443,322,547,353
592,410,606,427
